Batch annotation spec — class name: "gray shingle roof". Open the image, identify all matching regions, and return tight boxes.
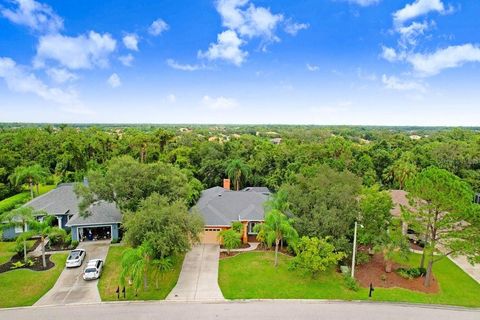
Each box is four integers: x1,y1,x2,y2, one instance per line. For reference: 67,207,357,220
195,187,271,226
66,201,122,227
24,184,79,215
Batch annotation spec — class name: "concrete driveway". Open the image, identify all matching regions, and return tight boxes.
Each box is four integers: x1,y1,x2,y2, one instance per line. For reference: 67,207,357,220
35,240,110,306
166,244,224,301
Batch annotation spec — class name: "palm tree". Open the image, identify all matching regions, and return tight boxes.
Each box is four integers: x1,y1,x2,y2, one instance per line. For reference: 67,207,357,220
29,215,58,269
4,207,36,262
151,257,173,289
262,209,298,267
225,159,251,191
120,242,154,294
9,164,50,199
218,228,241,255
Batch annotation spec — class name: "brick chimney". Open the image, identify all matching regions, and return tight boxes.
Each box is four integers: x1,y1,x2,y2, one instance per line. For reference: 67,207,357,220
223,179,231,190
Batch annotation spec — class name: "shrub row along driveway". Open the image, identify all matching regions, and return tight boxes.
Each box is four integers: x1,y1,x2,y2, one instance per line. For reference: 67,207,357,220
167,244,224,301
35,240,110,306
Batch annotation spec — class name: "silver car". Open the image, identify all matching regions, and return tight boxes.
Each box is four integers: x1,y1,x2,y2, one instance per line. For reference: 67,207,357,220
83,259,103,280
66,249,86,268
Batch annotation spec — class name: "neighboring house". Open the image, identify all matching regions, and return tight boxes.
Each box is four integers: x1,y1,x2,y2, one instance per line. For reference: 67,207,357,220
2,183,122,241
195,180,271,244
390,189,417,235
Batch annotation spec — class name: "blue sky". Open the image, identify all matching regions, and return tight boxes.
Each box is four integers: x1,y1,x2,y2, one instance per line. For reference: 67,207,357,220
0,0,479,125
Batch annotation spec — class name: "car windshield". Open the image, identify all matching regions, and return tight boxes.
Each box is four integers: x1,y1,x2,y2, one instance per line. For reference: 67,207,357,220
68,252,80,260
85,268,96,273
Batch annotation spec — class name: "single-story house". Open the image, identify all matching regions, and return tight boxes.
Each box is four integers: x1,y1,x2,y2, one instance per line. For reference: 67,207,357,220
195,179,271,244
2,183,122,242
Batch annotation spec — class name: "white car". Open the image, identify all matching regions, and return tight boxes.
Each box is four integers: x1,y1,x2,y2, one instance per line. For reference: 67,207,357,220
66,249,86,268
83,259,104,280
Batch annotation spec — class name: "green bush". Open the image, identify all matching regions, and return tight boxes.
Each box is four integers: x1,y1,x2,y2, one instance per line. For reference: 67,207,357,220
70,240,79,249
44,176,55,185
344,275,360,291
0,192,30,214
110,238,119,244
10,261,25,269
396,267,426,279
48,228,67,246
231,221,244,234
64,234,72,247
355,251,371,265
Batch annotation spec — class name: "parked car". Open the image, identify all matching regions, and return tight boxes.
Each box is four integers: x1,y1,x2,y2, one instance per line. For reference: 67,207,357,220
406,229,426,248
83,259,104,280
66,249,86,268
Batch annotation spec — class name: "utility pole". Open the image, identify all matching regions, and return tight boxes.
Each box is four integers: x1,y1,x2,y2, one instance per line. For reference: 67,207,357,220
351,221,358,278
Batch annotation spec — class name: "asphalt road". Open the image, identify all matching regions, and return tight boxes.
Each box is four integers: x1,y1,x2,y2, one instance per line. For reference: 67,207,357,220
1,301,479,320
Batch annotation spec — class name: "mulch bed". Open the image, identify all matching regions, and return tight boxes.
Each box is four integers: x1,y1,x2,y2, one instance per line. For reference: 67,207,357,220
410,242,424,251
0,253,55,273
46,243,73,251
355,253,439,294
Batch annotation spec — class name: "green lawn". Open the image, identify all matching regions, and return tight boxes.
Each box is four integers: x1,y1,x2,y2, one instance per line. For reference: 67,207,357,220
0,184,56,214
0,240,36,265
98,245,184,301
219,251,480,307
0,253,67,308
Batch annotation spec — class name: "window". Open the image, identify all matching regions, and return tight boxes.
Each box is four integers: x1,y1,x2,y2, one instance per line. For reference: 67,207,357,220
248,222,259,235
14,225,23,233
204,228,220,232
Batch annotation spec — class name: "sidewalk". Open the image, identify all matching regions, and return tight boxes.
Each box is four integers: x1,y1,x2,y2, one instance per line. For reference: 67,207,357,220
220,242,259,253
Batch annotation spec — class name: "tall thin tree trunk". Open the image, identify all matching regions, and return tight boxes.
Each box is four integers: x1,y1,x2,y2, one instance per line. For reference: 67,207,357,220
23,239,27,263
29,178,34,200
41,235,46,268
424,257,434,287
274,239,279,267
36,183,40,196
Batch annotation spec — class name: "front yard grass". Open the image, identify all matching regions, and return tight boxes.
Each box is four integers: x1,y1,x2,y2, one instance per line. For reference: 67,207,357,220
0,240,36,265
219,251,480,307
98,245,184,301
0,253,67,308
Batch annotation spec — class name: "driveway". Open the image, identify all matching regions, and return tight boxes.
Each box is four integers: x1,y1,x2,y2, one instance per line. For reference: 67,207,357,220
166,244,224,301
35,240,110,306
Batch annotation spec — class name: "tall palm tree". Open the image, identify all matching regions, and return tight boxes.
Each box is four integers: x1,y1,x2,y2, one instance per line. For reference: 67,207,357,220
262,209,298,267
4,207,36,262
29,215,59,269
225,159,251,191
9,164,50,199
120,242,154,294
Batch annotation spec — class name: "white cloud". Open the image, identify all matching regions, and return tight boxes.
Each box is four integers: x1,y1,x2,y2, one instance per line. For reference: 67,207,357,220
284,20,309,36
46,68,77,83
306,63,319,72
407,44,480,76
216,0,283,41
201,95,238,110
167,94,176,103
382,74,426,92
397,21,431,48
107,73,121,88
123,34,139,51
119,54,134,67
149,19,169,36
393,0,448,25
198,30,247,66
381,46,401,62
0,57,80,105
166,59,205,71
35,31,117,70
1,0,63,33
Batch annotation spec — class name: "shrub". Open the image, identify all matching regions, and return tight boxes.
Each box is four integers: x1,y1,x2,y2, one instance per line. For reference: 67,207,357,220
355,251,371,265
10,261,25,269
110,238,119,244
396,267,426,279
231,221,244,234
70,240,79,249
290,236,346,278
25,258,34,267
48,227,67,246
344,275,360,291
219,229,241,254
64,234,72,247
